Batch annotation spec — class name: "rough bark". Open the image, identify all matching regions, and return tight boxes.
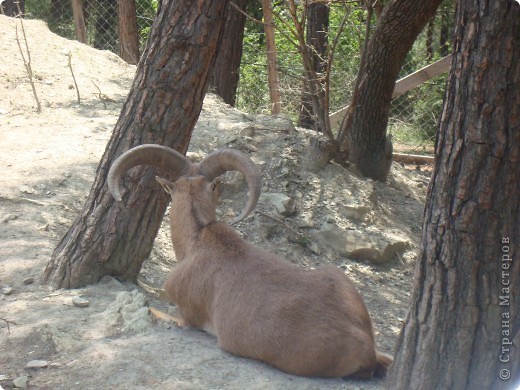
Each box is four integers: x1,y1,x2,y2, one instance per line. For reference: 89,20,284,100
386,1,520,389
339,0,443,181
118,0,140,65
261,0,282,114
211,0,247,106
43,0,229,289
298,1,329,131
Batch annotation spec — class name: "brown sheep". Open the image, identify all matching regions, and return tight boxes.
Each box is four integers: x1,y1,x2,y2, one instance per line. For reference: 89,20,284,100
108,144,393,379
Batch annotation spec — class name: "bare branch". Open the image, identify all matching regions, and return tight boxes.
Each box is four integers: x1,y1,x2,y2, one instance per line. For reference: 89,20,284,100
15,6,42,113
67,53,81,105
1,317,18,335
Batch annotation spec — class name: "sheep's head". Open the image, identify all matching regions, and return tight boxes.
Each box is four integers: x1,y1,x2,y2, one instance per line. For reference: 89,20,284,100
155,175,223,226
107,145,261,224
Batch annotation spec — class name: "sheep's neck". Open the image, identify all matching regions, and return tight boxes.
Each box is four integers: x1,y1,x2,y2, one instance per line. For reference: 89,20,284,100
170,195,216,259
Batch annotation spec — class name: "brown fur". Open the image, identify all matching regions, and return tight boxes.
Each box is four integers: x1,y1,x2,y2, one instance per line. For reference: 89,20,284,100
157,174,393,378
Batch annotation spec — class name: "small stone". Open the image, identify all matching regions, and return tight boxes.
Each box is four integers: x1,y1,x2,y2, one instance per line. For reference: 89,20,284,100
1,287,13,295
18,185,36,194
240,126,255,137
72,297,90,308
23,277,34,285
26,360,48,369
0,374,8,380
297,214,314,228
342,204,372,222
13,376,28,388
308,241,320,255
2,214,18,223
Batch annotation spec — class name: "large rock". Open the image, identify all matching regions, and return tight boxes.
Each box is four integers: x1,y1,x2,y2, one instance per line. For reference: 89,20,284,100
104,290,151,334
42,324,84,352
253,113,295,133
310,227,410,265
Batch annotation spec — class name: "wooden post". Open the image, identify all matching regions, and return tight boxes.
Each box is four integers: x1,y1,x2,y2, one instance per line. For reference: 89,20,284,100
391,55,451,98
118,0,140,64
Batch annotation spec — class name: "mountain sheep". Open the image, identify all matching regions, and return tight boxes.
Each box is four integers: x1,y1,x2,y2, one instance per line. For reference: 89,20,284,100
108,144,392,378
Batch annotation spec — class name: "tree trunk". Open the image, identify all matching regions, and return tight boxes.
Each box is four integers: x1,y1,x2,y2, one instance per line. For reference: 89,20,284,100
43,0,229,289
338,0,443,181
211,0,247,106
118,0,140,65
0,0,24,17
386,1,520,389
71,0,87,43
261,0,282,114
298,1,329,131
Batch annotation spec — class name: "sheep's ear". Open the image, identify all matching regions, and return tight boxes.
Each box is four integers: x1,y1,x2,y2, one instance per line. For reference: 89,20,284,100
210,177,223,193
156,176,175,196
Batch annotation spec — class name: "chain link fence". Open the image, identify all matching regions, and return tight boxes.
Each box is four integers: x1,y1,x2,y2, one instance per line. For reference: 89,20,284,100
21,0,451,153
24,0,156,57
237,19,452,155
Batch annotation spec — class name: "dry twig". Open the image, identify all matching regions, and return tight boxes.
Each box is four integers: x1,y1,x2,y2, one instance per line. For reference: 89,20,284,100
15,8,42,113
91,81,115,108
1,317,18,335
67,53,81,104
256,209,299,236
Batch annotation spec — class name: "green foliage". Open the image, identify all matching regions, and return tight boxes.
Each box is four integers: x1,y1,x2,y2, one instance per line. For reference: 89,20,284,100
237,1,453,147
237,2,366,119
136,0,159,49
25,0,75,40
25,0,159,53
236,26,270,113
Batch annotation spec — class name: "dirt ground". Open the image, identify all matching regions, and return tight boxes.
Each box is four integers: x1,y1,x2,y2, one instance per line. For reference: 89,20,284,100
0,15,432,390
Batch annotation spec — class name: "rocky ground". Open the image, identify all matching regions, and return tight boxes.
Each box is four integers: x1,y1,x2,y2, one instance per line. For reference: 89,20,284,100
0,15,432,390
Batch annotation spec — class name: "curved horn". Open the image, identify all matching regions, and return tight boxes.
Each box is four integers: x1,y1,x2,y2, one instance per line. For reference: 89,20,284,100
197,148,261,224
107,144,191,201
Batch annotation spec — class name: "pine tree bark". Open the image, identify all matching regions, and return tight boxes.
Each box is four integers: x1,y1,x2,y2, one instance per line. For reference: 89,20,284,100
386,1,520,388
298,1,329,131
118,0,140,65
339,0,442,181
211,0,247,106
43,0,229,289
